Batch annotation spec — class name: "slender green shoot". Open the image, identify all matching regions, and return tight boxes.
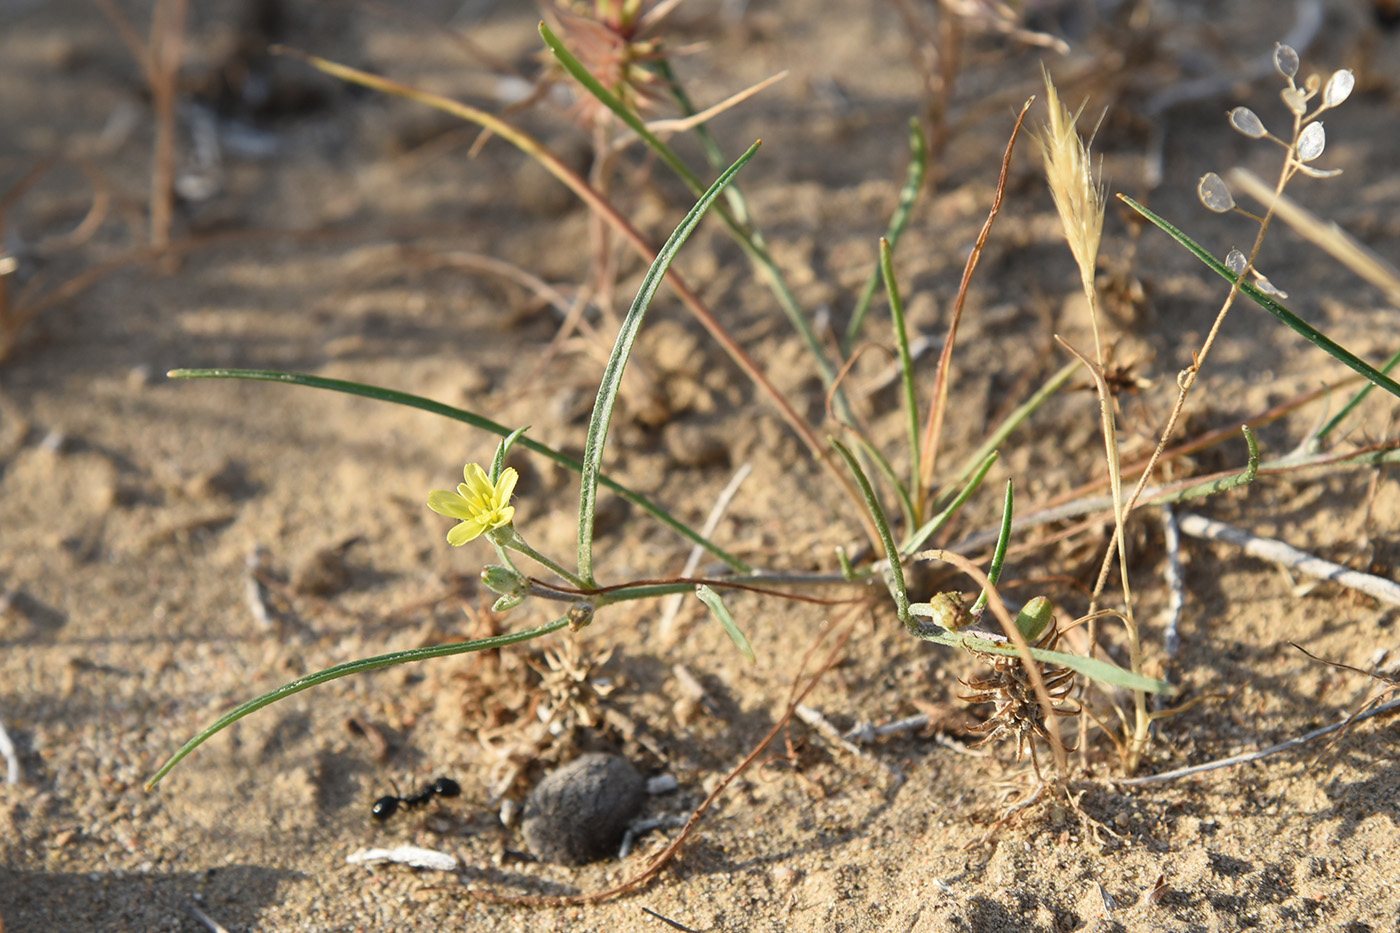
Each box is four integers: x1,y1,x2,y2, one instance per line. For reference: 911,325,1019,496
577,141,760,586
1120,195,1400,401
970,479,1013,616
832,438,908,622
879,237,924,518
846,119,929,351
933,361,1078,515
1316,348,1400,442
695,584,756,663
852,433,916,538
901,451,998,556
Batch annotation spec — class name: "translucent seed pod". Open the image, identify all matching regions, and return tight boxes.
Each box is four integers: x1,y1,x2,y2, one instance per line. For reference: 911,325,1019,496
1228,107,1267,138
1226,249,1248,276
1323,69,1355,109
1281,87,1308,116
1198,173,1235,212
1013,596,1055,642
1274,43,1299,79
1297,122,1326,161
1252,271,1288,299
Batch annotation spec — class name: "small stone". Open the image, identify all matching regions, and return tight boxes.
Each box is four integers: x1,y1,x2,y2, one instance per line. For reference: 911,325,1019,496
521,753,645,865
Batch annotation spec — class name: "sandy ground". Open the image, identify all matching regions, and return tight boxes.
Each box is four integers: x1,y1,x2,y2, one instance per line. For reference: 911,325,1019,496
3,1,1400,931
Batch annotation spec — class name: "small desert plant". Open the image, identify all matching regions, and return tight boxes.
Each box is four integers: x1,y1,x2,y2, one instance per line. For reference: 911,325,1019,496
142,14,1400,892
146,11,1173,798
1087,44,1400,770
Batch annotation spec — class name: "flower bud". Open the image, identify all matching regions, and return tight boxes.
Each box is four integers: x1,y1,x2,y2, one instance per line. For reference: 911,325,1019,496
482,565,527,597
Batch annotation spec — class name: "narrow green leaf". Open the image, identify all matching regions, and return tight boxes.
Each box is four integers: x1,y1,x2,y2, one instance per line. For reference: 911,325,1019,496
852,433,916,537
694,584,756,663
146,616,570,789
541,22,840,399
577,142,761,586
901,451,998,556
1120,194,1400,401
879,237,924,516
166,369,751,573
846,119,929,350
970,479,1013,615
1317,347,1400,441
905,613,1173,694
652,57,754,225
491,425,531,482
832,438,909,622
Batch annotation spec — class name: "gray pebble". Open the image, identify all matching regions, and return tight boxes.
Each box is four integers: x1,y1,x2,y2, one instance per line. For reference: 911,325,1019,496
521,753,645,865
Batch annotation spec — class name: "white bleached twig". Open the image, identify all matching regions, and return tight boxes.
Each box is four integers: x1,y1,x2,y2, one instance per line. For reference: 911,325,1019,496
1177,512,1400,606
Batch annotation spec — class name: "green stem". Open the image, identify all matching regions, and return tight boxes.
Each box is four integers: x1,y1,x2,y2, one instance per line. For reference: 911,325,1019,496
492,526,585,589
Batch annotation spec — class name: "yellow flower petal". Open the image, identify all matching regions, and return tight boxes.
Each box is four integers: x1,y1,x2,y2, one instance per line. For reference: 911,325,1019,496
427,489,472,519
463,462,494,497
447,517,488,546
495,467,519,502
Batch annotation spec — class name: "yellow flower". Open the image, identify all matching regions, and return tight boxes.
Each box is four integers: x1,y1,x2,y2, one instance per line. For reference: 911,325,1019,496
427,463,517,546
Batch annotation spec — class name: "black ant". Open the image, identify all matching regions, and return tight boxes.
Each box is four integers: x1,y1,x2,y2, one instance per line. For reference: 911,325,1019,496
371,777,461,821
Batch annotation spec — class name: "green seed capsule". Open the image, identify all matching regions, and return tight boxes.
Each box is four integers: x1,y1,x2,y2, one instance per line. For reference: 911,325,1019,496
1014,596,1054,642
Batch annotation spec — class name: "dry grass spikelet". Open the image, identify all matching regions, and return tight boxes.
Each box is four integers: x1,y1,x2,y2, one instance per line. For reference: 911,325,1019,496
1039,68,1105,293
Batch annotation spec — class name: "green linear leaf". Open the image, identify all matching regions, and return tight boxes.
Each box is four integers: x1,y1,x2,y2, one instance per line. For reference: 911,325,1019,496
1120,194,1400,401
147,616,571,789
880,237,923,514
905,615,1173,694
846,119,929,350
970,479,1013,615
166,369,751,572
937,361,1077,513
901,451,998,556
695,584,756,663
832,438,909,622
577,141,761,586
